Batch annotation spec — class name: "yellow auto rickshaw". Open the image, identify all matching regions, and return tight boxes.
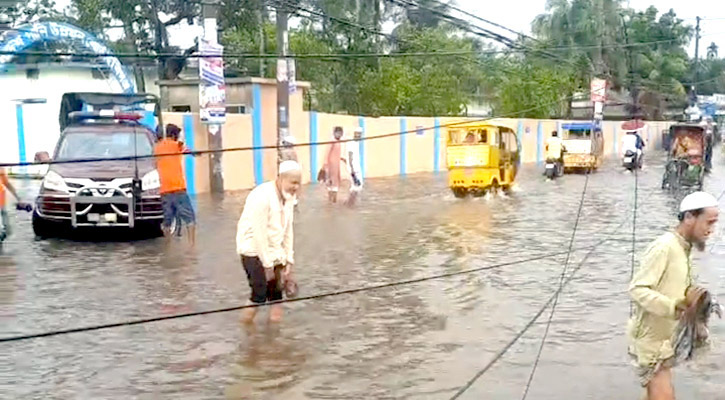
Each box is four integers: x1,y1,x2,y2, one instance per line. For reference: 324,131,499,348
446,123,521,198
561,122,604,172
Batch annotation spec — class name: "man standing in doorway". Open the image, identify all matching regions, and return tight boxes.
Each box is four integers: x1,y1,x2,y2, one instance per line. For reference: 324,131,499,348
154,123,197,245
237,160,301,323
345,127,364,206
628,191,720,400
323,126,344,203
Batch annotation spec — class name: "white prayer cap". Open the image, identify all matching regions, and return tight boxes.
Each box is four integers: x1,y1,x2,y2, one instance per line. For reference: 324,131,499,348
680,191,718,213
279,160,301,175
282,135,297,145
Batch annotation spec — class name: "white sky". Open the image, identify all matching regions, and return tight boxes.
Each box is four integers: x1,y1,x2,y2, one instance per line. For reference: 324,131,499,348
457,0,725,56
54,0,725,57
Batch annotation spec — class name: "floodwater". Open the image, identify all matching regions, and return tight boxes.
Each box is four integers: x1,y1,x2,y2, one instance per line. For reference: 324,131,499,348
2,149,724,399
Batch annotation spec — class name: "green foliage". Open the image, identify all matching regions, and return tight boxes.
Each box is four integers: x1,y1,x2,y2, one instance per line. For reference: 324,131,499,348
489,60,578,118
0,0,61,25
62,0,719,118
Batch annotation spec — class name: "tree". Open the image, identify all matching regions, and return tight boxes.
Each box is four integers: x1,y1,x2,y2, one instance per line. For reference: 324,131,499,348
0,0,61,26
532,2,693,117
71,0,199,83
707,42,718,60
532,0,627,85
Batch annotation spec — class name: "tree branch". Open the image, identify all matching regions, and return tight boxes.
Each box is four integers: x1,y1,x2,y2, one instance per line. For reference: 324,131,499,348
164,13,194,27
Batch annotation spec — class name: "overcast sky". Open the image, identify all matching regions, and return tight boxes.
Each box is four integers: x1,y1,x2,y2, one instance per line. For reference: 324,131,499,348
54,0,725,56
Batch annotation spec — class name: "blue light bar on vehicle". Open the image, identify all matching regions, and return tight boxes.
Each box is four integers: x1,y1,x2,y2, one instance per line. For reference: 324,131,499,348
68,110,143,122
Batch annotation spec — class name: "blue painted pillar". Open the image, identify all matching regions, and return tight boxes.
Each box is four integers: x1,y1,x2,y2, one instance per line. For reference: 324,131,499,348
183,114,196,196
15,104,26,169
433,118,441,172
358,116,366,180
142,110,156,132
517,120,524,162
252,84,263,185
399,117,407,176
310,112,319,183
536,121,544,164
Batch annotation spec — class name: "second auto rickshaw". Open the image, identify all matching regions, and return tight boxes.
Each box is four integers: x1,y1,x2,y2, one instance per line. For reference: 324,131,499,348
561,122,605,172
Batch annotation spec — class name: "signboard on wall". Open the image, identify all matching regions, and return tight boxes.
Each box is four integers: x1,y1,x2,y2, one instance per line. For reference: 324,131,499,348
198,39,226,125
0,21,135,93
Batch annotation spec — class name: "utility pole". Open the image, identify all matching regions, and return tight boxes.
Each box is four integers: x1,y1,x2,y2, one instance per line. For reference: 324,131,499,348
276,2,290,167
202,0,225,193
621,14,638,118
694,16,701,96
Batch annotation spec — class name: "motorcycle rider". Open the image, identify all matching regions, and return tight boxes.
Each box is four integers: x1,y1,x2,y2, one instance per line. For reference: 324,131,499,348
545,130,566,173
621,130,645,168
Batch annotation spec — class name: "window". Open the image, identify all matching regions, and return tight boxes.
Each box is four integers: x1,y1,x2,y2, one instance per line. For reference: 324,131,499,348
479,129,489,143
56,131,153,160
225,104,247,114
171,105,191,112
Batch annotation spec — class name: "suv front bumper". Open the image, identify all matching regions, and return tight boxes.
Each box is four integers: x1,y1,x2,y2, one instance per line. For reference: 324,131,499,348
35,189,163,228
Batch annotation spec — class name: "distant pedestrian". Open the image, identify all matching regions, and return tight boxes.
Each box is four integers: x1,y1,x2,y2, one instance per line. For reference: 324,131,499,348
345,127,364,206
237,160,301,323
322,126,344,203
628,191,720,400
154,123,197,245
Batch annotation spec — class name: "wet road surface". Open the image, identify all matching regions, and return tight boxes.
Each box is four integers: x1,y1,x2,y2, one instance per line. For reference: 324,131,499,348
3,149,725,399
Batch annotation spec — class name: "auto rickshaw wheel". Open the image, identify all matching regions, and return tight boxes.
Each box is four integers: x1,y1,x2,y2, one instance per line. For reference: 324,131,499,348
452,188,467,198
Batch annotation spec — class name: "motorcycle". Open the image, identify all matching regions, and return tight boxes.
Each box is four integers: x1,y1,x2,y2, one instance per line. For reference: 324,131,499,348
622,150,641,171
544,158,563,180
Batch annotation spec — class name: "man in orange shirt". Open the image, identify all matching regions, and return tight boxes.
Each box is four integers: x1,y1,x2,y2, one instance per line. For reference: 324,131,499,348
154,124,196,245
0,167,21,241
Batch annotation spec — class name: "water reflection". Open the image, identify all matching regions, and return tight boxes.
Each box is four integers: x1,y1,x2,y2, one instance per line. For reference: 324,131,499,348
4,152,725,399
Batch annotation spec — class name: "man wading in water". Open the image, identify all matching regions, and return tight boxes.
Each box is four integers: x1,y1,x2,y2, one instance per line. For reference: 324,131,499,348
237,160,301,323
628,191,720,400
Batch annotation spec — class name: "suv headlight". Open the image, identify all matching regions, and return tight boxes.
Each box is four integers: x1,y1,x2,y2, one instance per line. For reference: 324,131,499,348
142,170,160,191
41,171,69,193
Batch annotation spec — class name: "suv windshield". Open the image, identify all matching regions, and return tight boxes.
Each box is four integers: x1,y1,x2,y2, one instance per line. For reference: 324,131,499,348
56,131,153,160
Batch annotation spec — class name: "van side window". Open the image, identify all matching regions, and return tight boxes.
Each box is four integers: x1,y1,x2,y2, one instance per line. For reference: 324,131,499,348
480,129,488,143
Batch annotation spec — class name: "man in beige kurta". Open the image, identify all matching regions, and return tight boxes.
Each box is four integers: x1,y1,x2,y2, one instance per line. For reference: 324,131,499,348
628,191,720,400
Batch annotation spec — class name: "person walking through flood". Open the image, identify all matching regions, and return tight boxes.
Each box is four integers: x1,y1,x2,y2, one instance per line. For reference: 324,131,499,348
237,160,301,323
154,123,197,246
627,191,720,400
344,127,364,206
321,126,344,203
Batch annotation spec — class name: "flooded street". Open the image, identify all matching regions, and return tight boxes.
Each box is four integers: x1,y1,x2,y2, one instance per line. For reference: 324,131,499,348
3,151,724,399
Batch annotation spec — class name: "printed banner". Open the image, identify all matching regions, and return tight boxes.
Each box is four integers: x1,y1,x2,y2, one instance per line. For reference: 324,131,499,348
199,39,226,125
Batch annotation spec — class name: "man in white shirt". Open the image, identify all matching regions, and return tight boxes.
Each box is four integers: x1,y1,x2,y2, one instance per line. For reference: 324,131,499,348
237,160,301,323
621,130,645,165
345,127,364,205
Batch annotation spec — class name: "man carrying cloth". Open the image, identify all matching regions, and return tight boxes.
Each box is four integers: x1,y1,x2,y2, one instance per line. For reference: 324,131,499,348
237,160,301,323
154,123,197,245
628,191,720,400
